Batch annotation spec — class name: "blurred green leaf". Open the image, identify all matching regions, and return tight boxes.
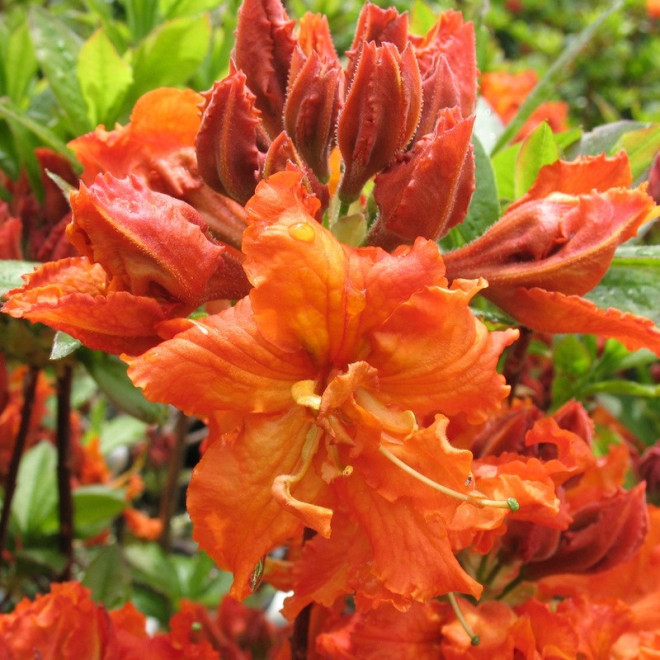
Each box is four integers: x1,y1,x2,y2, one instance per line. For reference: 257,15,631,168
568,120,649,158
124,542,182,601
99,416,148,455
73,485,128,529
491,141,521,203
79,349,169,424
585,380,660,397
514,122,559,198
612,124,660,181
29,5,91,136
4,19,38,105
129,14,211,101
50,331,82,361
77,29,133,127
10,443,58,538
0,260,38,298
82,544,132,609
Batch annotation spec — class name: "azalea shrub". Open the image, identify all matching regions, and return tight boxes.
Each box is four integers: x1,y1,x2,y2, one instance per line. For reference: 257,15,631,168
1,0,660,658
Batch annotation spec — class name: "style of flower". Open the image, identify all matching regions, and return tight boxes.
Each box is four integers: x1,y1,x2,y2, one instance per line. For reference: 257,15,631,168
443,153,660,355
127,171,528,611
3,174,249,355
196,0,476,246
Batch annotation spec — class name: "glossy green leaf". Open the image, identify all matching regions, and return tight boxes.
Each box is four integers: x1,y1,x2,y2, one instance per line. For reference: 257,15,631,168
0,260,38,298
129,15,211,101
28,6,91,135
441,134,500,249
612,124,660,181
10,443,58,538
514,122,559,198
77,29,133,127
79,349,169,424
586,246,660,325
82,544,132,609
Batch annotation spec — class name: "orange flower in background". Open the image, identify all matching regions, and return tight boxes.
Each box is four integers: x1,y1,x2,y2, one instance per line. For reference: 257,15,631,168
3,175,250,355
480,70,570,140
444,153,660,354
127,170,521,610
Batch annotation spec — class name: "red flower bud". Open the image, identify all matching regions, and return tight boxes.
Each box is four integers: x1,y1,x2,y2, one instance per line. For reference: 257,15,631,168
368,108,474,250
196,71,268,205
337,42,422,203
284,47,344,181
234,0,296,137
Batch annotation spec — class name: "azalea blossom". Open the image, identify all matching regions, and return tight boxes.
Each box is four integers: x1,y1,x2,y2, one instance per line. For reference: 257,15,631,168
127,171,525,610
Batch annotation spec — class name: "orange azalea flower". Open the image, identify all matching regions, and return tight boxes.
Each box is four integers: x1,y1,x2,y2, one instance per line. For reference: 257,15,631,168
443,153,660,355
128,170,520,610
69,87,247,248
3,175,249,355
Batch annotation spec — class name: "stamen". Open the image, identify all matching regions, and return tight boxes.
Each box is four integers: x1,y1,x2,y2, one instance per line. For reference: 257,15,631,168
354,388,416,435
447,592,480,646
378,445,518,511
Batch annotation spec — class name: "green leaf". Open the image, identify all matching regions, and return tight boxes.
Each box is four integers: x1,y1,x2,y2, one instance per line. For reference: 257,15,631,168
159,0,219,18
72,485,127,530
410,0,438,34
612,124,660,182
124,542,182,601
77,29,133,127
82,544,132,609
50,331,82,361
514,122,559,198
0,260,38,298
441,133,500,249
125,0,161,41
79,349,169,424
585,380,660,397
129,15,211,101
4,19,38,105
492,0,624,153
28,6,91,135
586,246,660,325
99,416,148,455
10,443,58,538
491,142,521,204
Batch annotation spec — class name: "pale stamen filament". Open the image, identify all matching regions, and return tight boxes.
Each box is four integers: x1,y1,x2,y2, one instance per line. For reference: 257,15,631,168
379,445,519,511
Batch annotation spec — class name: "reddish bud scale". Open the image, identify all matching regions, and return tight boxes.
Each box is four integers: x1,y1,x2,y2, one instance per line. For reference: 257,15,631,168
369,109,475,250
233,0,296,137
196,72,267,206
337,42,422,203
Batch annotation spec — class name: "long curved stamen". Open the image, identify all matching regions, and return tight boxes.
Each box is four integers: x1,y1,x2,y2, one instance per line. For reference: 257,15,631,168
447,592,480,646
379,445,519,511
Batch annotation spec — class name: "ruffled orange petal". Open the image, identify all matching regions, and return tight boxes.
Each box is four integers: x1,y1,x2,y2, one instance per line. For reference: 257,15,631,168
370,281,517,423
187,407,323,601
69,87,203,183
488,287,660,356
3,257,174,354
126,299,315,418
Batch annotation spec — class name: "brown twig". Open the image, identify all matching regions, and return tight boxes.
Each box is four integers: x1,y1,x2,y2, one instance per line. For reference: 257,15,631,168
0,366,40,561
290,527,317,659
56,365,74,580
158,411,189,551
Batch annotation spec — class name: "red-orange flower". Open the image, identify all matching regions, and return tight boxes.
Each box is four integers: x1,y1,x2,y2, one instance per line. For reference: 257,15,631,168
3,175,249,355
444,153,660,354
127,171,518,611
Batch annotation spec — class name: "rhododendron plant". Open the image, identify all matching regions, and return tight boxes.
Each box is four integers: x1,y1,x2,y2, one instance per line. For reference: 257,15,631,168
0,0,659,656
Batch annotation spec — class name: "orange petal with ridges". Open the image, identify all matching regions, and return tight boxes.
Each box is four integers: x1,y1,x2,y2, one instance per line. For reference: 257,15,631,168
126,299,315,418
187,407,324,601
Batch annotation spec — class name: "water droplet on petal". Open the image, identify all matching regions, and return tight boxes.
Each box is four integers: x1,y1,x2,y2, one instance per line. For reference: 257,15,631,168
288,222,316,243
